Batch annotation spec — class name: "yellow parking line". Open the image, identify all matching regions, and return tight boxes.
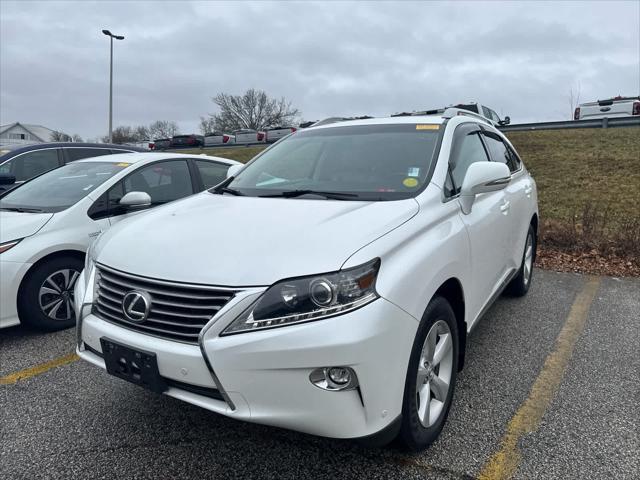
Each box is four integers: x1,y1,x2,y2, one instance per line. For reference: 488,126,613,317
0,352,79,385
478,276,601,480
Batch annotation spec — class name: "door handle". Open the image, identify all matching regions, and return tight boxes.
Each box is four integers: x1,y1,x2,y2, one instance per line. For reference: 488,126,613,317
500,201,511,213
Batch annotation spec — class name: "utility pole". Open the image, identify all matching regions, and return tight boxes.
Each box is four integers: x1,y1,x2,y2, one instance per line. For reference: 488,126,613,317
102,29,125,143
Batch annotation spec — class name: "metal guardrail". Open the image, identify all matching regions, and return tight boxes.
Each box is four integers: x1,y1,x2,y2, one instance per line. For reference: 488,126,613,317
499,116,640,132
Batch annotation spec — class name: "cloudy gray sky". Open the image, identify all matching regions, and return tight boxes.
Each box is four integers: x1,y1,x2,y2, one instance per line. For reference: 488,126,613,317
1,0,638,140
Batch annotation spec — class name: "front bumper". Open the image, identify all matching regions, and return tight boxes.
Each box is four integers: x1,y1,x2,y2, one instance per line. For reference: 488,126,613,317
0,260,31,328
76,276,418,439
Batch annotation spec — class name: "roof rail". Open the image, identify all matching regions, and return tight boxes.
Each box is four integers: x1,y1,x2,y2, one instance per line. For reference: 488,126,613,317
442,107,491,125
312,116,374,127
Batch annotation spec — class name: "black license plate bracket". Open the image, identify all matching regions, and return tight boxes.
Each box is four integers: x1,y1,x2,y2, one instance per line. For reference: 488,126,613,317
100,337,167,394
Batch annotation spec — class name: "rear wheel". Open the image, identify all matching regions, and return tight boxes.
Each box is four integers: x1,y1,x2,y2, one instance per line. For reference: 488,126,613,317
18,256,83,331
506,224,535,297
399,296,459,451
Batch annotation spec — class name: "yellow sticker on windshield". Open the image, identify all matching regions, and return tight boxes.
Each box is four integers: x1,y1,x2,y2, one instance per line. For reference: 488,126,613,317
403,178,419,188
116,162,130,167
416,124,439,130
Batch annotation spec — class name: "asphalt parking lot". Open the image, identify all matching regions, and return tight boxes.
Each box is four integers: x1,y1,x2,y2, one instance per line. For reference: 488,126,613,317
1,269,638,479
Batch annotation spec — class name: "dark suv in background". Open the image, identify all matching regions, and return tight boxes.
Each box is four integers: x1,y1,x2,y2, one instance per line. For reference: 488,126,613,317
0,142,146,191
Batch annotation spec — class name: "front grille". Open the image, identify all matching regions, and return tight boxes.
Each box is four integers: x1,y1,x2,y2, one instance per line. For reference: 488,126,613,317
93,265,238,344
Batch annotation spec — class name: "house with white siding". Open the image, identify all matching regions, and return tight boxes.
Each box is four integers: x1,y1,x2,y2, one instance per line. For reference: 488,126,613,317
0,122,66,145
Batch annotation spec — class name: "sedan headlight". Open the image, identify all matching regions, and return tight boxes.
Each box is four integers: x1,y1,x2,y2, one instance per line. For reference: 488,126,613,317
222,258,381,335
0,238,22,254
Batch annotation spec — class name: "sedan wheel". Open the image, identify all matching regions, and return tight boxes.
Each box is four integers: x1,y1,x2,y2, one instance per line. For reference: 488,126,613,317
38,269,80,321
18,255,84,331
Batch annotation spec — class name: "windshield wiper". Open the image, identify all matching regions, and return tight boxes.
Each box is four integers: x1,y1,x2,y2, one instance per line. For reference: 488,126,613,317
0,207,45,213
210,176,245,196
259,189,360,200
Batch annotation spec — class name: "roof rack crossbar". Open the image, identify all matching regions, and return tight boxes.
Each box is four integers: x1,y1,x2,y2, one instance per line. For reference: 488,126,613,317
441,107,491,125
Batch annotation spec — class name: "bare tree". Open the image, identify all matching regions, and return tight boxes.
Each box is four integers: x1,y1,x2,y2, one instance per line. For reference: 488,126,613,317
569,81,581,119
50,130,71,142
134,125,151,141
206,89,300,131
199,116,217,135
72,134,83,142
148,120,180,139
102,126,137,144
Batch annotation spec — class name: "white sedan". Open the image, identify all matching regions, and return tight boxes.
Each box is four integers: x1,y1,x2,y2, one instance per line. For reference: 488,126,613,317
0,152,239,331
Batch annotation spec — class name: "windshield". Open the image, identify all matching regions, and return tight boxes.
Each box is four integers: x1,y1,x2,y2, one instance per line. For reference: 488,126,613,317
226,123,441,200
0,161,127,213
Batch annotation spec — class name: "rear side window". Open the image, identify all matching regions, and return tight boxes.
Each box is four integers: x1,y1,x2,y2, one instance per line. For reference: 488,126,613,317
195,160,229,188
65,148,112,162
449,130,490,195
483,132,519,173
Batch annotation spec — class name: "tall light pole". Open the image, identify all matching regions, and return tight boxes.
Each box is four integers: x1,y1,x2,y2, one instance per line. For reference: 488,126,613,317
102,29,124,143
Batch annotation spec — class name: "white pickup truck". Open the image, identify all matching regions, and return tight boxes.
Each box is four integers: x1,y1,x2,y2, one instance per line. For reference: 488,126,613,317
264,126,297,143
574,96,640,120
233,129,266,144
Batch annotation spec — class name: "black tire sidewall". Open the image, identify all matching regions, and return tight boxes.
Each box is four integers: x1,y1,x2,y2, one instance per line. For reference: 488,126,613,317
18,256,84,331
400,296,459,451
508,224,536,297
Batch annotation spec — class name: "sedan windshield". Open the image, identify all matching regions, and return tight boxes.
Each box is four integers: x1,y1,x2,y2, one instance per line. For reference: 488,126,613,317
226,123,442,200
0,161,128,213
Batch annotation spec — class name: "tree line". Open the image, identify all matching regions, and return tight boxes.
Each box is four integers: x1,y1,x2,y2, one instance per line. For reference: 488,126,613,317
68,89,301,145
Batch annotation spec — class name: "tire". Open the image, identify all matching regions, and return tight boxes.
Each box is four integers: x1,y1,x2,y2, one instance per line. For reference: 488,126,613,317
18,256,83,331
399,296,459,451
506,224,536,297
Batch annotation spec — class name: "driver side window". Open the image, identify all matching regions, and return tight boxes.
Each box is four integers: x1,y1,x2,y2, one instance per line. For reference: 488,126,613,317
88,160,193,220
448,130,490,195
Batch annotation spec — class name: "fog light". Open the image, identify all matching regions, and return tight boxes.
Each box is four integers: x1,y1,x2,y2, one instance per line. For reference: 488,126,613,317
328,367,351,385
309,366,358,391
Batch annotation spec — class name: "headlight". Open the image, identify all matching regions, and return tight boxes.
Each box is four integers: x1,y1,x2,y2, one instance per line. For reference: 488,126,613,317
222,258,380,335
0,238,22,254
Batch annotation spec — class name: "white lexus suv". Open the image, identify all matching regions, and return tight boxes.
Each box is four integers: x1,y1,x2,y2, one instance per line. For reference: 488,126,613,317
75,108,538,450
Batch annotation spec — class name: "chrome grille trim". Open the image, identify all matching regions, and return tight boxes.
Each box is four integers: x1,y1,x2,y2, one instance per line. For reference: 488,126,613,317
93,264,240,345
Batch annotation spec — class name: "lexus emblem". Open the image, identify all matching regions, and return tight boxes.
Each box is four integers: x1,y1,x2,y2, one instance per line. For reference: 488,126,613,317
122,291,151,323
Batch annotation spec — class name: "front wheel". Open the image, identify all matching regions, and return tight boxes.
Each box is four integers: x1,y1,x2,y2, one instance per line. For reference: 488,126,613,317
399,296,459,451
18,256,83,331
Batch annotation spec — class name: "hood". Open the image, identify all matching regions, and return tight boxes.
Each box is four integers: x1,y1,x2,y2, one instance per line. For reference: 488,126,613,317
96,193,419,286
0,211,54,243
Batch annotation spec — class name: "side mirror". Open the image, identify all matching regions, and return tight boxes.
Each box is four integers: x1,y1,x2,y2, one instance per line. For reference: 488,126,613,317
0,173,16,185
499,116,511,126
459,162,510,214
226,164,243,178
119,191,152,210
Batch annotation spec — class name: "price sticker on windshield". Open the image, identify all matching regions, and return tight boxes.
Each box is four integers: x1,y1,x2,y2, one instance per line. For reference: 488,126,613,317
116,162,130,167
415,124,439,130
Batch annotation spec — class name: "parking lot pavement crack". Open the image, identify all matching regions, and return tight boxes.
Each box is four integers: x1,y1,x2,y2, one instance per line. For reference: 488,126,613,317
476,276,601,480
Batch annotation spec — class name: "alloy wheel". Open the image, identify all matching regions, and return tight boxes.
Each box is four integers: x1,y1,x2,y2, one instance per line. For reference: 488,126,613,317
523,233,534,286
416,319,454,428
38,269,80,321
